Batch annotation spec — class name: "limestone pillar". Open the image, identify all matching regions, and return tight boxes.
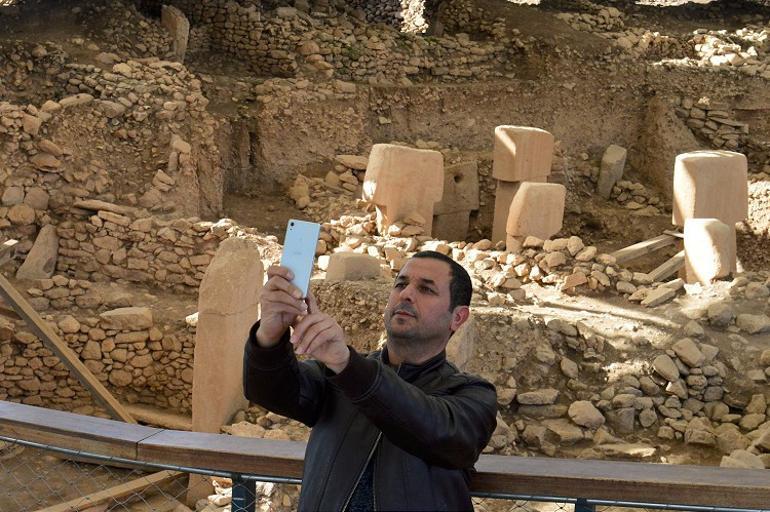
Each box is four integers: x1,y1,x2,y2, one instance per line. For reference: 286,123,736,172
433,160,480,241
672,150,748,273
491,126,554,243
161,5,190,62
596,144,628,199
684,218,736,284
189,237,264,503
16,224,58,280
505,182,566,251
672,150,748,227
363,144,444,236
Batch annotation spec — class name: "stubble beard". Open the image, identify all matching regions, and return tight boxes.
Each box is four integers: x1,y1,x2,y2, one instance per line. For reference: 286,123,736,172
384,306,452,359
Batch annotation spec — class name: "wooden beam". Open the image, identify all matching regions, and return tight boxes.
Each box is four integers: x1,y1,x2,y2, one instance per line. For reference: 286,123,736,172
0,239,18,267
0,273,136,423
0,402,157,459
473,454,770,508
2,402,770,509
648,250,685,283
34,470,185,512
610,234,676,265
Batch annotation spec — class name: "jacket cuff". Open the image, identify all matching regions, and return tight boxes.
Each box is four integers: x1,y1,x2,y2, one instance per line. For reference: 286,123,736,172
244,321,293,371
327,347,380,402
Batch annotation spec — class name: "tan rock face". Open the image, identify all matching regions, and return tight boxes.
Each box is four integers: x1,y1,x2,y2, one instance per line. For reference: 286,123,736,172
325,252,381,281
492,126,554,182
363,144,444,236
684,218,735,284
672,150,748,227
505,182,566,243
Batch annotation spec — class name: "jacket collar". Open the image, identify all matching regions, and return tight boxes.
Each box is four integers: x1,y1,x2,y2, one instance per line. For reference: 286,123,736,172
378,345,447,382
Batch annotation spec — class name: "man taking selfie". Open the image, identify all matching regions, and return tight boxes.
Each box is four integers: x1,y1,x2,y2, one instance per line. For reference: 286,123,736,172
243,250,498,511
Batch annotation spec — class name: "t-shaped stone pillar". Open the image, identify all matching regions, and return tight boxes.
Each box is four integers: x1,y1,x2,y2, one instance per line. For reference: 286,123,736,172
672,150,748,227
684,218,736,284
363,144,444,236
673,150,747,274
491,126,554,243
505,182,566,251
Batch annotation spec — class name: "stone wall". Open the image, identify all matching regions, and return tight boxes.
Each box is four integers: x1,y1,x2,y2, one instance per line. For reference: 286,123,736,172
136,0,524,82
0,305,195,414
55,209,230,294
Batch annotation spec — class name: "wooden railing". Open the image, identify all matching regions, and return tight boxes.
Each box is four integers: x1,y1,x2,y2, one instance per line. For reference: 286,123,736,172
1,401,769,509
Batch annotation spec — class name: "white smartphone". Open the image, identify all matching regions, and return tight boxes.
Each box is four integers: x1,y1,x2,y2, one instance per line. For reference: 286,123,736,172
280,219,321,298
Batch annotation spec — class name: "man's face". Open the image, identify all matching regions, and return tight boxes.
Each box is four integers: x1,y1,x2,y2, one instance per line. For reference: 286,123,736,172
384,258,455,345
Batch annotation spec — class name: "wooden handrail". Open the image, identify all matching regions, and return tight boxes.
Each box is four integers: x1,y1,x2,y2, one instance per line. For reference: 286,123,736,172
1,401,769,508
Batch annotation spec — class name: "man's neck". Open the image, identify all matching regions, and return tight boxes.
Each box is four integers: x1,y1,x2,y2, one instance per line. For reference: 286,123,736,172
385,341,444,367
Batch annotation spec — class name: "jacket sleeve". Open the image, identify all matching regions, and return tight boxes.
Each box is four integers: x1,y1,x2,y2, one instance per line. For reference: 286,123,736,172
328,348,498,469
242,321,327,427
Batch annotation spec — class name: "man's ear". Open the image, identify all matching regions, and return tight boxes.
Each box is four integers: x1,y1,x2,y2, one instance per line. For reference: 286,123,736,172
450,305,470,332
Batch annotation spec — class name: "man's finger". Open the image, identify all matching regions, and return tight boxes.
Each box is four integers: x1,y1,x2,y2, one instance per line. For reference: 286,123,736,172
267,265,294,281
306,290,320,315
262,290,308,313
291,313,326,345
262,300,307,318
296,320,334,355
265,274,304,299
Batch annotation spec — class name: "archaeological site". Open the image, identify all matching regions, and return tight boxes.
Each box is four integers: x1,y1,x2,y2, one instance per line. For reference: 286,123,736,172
1,0,770,510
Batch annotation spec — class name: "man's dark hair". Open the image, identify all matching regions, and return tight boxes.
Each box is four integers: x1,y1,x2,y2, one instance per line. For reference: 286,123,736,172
411,251,472,310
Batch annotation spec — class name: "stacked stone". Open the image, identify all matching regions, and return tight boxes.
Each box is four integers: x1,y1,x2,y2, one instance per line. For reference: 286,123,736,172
676,98,750,150
555,7,625,33
55,212,234,293
689,29,770,80
126,0,524,83
609,180,663,216
0,305,197,413
25,275,102,311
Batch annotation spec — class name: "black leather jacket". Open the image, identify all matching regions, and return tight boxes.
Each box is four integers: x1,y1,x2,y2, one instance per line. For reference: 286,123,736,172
243,322,498,511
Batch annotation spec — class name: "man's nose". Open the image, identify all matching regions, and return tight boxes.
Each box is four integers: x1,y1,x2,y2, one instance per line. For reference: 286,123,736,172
398,284,416,302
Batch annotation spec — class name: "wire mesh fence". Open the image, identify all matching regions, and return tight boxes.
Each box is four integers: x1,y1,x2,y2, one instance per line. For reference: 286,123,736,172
0,436,767,512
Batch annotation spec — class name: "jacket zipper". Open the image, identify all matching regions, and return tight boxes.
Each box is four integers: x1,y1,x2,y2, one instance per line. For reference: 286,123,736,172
340,362,401,512
341,432,382,512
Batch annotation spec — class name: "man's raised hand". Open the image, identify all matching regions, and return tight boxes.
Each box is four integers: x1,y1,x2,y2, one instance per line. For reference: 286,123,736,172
291,291,350,374
256,265,308,347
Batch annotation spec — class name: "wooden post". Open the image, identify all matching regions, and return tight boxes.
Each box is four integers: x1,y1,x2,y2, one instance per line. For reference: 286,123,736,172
0,273,136,423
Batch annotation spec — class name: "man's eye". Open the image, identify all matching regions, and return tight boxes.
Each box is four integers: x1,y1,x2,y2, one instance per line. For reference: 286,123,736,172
420,285,435,294
394,282,406,289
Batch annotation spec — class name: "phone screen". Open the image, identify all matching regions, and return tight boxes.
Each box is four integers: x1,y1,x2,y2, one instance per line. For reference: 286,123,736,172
280,219,321,298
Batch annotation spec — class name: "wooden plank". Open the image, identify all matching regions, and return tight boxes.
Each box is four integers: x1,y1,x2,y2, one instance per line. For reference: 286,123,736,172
124,403,192,431
0,402,159,459
473,454,770,508
0,273,136,423
138,429,306,478
610,234,676,264
663,230,684,239
0,239,18,267
648,250,685,282
35,470,185,512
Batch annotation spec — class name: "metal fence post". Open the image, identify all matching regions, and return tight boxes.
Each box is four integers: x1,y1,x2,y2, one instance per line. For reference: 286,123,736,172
575,498,595,512
231,474,257,512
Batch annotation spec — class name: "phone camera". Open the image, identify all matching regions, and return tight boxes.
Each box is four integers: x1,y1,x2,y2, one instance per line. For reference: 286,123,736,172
290,221,295,227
